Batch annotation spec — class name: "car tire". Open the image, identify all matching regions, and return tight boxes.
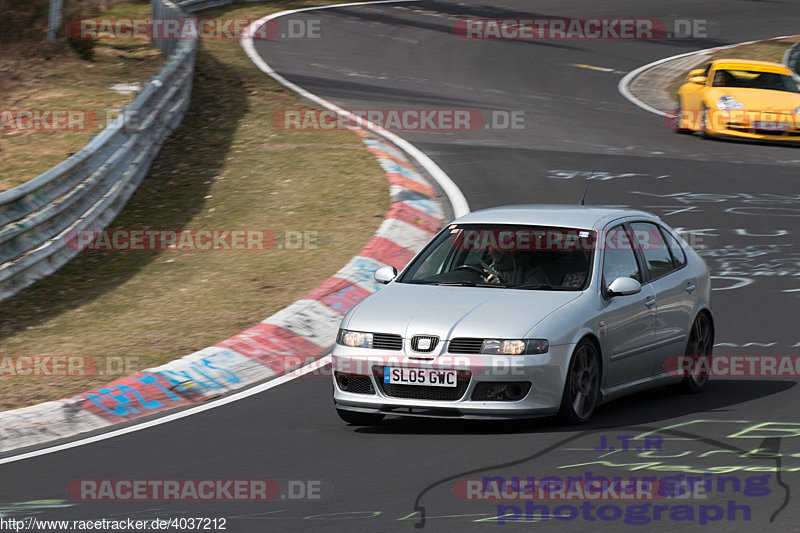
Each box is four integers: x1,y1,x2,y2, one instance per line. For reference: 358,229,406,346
336,408,384,426
558,339,601,424
674,313,714,394
675,99,690,133
699,105,710,138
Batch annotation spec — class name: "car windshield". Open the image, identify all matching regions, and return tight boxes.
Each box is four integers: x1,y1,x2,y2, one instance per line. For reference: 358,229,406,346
712,69,800,93
398,224,595,290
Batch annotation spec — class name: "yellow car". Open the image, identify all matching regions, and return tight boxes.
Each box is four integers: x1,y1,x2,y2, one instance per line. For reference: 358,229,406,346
676,59,800,142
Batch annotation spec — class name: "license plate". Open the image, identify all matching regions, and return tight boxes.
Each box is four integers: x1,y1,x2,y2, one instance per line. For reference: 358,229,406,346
384,367,457,387
754,121,789,131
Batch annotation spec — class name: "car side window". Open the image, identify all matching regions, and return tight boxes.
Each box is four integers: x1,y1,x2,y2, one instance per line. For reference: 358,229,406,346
712,69,734,87
630,222,676,280
602,225,641,285
661,227,687,268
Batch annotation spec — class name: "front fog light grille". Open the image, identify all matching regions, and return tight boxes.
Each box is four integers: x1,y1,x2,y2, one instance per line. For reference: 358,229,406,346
335,372,375,395
471,382,532,401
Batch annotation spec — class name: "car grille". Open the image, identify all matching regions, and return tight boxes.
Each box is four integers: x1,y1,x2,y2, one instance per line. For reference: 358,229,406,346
754,128,798,135
411,335,439,352
372,333,403,350
448,337,484,354
375,367,470,401
728,125,800,137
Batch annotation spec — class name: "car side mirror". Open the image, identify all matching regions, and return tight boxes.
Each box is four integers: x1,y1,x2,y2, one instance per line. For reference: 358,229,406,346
689,75,707,85
607,277,642,297
374,265,398,284
686,68,705,80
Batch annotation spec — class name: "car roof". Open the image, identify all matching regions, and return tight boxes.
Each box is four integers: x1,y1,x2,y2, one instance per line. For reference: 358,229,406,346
710,59,793,74
451,204,658,230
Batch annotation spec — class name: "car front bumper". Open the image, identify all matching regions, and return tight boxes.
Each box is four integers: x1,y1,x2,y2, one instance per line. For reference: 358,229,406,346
331,343,575,419
705,109,800,142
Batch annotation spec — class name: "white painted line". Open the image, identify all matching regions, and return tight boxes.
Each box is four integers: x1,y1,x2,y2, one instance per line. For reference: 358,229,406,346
0,356,331,466
618,34,800,117
241,1,470,218
618,50,708,117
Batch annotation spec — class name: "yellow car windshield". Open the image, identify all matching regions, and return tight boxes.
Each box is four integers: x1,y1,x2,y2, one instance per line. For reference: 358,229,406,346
711,69,800,93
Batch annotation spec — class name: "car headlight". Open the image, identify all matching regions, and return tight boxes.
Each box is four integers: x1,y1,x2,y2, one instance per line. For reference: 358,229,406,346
481,339,549,355
337,329,373,348
716,95,745,111
793,106,800,115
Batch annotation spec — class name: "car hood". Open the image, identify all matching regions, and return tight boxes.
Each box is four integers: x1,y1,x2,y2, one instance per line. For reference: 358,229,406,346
344,282,582,341
707,88,800,111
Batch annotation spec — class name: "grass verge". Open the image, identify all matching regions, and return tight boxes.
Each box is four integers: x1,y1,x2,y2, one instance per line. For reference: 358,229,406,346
0,1,164,192
0,1,389,410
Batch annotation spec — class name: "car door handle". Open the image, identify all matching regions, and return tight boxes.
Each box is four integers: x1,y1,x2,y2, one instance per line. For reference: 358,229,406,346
645,296,656,307
686,282,696,293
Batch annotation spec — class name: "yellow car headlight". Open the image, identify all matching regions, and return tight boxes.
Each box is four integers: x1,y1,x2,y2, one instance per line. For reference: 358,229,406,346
716,95,745,111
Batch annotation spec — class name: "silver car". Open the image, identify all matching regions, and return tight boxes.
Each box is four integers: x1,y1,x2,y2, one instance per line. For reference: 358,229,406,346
332,205,713,425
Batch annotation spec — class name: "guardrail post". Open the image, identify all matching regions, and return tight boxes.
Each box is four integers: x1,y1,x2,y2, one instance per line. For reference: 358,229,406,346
47,0,64,43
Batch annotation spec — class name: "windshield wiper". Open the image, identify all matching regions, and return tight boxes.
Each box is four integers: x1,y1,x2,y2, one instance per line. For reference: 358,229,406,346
513,283,573,291
434,281,508,288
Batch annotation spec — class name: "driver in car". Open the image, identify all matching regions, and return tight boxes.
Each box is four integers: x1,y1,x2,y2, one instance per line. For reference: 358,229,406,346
483,249,549,286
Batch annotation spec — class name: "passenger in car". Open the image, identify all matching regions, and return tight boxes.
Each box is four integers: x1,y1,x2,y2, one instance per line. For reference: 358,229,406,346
558,251,591,288
483,248,548,286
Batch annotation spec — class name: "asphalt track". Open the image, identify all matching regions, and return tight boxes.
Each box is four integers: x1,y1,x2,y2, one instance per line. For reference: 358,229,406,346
3,1,800,531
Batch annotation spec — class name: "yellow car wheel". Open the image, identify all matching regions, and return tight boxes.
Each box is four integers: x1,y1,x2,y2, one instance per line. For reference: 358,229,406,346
699,105,710,138
675,99,690,134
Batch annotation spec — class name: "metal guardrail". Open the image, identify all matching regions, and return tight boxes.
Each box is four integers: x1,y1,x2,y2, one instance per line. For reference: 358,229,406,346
177,0,269,14
47,0,64,43
0,0,197,302
177,0,236,13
